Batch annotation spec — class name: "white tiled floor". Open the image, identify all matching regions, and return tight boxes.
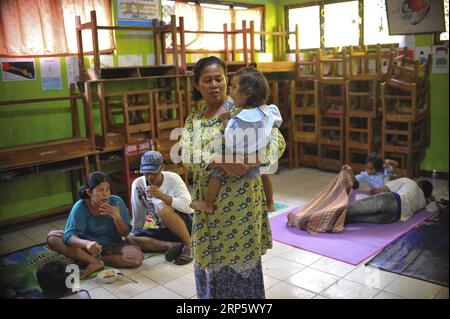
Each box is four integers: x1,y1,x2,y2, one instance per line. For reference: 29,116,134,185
0,167,448,299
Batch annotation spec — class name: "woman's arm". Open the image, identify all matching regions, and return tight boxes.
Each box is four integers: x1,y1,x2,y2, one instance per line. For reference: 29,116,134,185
208,155,249,177
212,128,286,176
68,235,101,256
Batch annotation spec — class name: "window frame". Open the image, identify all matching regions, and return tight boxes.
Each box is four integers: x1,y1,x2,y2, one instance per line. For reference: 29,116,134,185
162,0,266,52
285,0,406,52
285,3,322,51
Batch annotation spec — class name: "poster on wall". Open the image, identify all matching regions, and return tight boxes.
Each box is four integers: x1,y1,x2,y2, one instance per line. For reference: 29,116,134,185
117,0,160,26
415,46,432,64
66,57,79,87
88,55,114,69
432,45,449,74
386,0,446,35
1,58,36,81
118,54,143,67
40,58,62,90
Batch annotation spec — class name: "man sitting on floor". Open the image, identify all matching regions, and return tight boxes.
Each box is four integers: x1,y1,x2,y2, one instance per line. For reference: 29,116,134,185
126,151,193,266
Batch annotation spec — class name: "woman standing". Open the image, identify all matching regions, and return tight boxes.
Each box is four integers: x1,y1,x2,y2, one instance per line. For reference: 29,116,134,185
181,57,286,298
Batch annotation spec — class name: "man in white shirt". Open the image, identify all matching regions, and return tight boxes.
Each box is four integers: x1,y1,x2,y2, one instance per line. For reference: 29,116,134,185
126,151,193,266
346,177,434,224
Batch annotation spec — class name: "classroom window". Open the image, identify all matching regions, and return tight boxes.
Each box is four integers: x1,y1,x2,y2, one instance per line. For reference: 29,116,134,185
0,0,114,57
162,0,264,51
363,0,405,46
324,1,360,48
287,5,321,50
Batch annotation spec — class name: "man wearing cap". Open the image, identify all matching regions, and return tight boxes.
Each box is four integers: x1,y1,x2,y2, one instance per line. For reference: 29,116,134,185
126,151,193,266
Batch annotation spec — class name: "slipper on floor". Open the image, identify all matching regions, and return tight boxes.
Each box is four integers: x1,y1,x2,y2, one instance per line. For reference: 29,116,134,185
173,247,193,266
165,244,183,262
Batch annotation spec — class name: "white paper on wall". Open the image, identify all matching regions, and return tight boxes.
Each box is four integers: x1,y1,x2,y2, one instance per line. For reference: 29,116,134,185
40,58,62,90
118,55,143,67
66,57,79,87
432,45,449,74
414,46,432,64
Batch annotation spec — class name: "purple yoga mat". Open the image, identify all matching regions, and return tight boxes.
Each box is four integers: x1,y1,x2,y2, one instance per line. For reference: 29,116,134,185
270,191,436,265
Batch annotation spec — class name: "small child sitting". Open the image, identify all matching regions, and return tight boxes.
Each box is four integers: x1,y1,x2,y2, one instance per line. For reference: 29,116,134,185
190,66,282,212
36,259,91,299
352,153,399,190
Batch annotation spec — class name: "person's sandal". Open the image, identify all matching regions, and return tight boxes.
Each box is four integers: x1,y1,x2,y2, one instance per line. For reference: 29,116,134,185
173,246,193,266
165,244,183,262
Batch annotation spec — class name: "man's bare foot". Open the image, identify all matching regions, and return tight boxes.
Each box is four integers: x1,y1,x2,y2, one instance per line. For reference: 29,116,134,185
190,201,214,212
267,202,276,212
81,260,104,279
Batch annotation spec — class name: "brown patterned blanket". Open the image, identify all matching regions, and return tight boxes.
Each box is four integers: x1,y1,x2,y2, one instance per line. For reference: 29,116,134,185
287,167,354,233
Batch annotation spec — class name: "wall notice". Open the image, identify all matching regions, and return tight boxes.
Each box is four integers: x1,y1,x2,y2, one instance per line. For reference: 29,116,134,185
1,58,36,81
432,45,449,74
40,58,62,90
117,0,160,26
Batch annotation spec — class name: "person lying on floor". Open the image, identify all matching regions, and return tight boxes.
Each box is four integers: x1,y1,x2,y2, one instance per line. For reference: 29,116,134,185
126,151,194,266
346,176,434,224
287,165,434,233
46,171,144,279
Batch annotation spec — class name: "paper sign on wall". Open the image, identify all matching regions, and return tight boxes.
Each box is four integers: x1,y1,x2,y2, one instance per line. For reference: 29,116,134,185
117,0,160,26
432,45,449,74
88,55,115,69
66,57,79,87
1,58,36,81
40,58,62,90
118,54,143,67
415,46,432,64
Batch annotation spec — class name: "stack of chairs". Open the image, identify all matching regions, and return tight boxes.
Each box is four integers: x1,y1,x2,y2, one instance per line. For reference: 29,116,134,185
380,50,431,177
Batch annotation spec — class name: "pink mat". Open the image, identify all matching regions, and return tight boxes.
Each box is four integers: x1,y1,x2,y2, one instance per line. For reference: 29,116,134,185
270,192,436,265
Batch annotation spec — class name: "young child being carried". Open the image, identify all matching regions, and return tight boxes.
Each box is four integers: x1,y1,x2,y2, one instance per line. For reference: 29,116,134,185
190,66,282,212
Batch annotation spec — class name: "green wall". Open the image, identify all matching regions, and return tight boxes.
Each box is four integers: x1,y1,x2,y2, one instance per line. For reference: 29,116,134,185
0,0,278,223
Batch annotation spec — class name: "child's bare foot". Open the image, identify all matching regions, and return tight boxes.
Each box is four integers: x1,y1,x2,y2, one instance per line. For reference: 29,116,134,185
190,201,214,212
81,260,104,279
267,202,276,212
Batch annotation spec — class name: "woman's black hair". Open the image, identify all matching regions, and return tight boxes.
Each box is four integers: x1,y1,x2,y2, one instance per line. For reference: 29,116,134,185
77,171,112,199
366,153,384,173
234,66,270,107
418,180,433,199
192,56,227,102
